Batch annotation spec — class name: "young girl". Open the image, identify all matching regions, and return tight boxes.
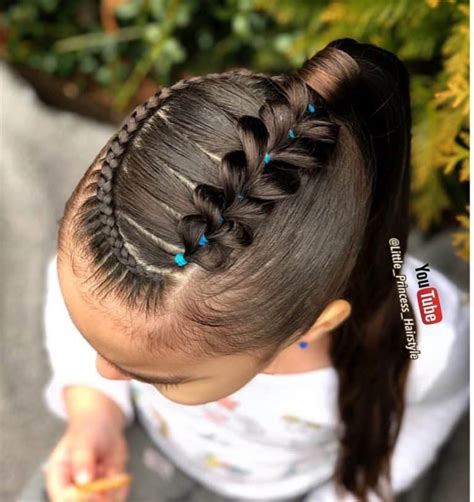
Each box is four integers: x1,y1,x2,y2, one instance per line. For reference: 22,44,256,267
41,37,469,502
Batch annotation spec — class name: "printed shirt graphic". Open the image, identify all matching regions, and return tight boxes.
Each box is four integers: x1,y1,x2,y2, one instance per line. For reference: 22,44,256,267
43,253,469,501
131,364,340,498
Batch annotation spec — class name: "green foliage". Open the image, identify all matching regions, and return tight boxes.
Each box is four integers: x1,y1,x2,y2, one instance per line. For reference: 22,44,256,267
1,0,469,257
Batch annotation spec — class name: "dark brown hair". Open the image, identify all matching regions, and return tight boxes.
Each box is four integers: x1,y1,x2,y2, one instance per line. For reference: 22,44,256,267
60,38,413,501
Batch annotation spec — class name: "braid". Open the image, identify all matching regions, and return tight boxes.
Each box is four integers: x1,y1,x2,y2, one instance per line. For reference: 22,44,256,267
94,71,340,278
96,90,166,278
175,76,340,270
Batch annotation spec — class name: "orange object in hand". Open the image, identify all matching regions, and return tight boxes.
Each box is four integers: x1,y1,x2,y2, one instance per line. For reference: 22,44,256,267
74,473,132,493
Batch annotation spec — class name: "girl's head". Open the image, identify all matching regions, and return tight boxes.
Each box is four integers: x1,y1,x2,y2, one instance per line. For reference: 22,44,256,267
57,38,412,501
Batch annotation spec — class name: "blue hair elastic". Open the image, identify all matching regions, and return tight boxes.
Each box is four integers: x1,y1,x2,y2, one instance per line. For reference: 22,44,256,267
198,234,209,246
264,152,271,165
175,233,208,267
174,252,188,267
288,129,297,139
307,103,316,113
298,341,309,349
237,193,245,200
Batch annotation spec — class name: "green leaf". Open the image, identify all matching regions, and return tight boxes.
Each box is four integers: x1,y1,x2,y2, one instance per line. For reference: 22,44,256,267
95,66,113,86
39,0,58,13
116,0,144,20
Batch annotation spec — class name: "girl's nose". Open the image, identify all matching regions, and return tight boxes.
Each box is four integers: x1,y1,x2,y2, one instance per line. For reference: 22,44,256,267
96,354,130,381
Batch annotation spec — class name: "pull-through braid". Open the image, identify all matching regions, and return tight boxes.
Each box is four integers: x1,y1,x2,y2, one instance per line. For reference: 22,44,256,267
176,76,340,271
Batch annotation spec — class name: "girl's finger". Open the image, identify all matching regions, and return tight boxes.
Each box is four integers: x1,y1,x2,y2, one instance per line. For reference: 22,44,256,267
46,458,98,502
45,441,74,502
91,463,116,502
45,458,72,501
71,447,97,486
95,462,107,479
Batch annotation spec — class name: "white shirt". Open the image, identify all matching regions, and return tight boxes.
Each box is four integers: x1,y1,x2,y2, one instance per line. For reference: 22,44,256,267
43,253,469,501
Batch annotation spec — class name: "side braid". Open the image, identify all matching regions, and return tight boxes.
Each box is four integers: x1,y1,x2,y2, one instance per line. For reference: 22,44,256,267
96,90,166,277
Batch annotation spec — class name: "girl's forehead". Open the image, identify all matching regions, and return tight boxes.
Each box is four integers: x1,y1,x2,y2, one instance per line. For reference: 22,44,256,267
58,249,256,374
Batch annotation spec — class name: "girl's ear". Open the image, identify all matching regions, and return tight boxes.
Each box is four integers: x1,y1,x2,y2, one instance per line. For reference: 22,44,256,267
305,299,352,342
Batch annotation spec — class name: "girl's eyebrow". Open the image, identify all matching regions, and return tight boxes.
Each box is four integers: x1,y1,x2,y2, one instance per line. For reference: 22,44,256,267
99,351,194,385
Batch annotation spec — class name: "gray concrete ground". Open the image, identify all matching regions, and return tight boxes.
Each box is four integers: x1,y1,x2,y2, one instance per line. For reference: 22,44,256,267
1,61,469,501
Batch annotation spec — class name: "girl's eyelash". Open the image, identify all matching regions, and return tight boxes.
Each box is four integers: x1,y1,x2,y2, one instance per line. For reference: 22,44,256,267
157,382,180,390
103,358,180,388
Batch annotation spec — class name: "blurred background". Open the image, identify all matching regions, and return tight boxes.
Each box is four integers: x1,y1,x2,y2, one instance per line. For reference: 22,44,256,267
0,1,469,501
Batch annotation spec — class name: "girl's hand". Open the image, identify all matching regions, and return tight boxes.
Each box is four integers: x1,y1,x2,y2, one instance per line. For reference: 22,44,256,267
44,417,129,502
44,416,130,502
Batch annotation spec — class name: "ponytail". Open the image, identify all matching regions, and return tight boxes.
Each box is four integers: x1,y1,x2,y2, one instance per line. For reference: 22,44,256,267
297,38,413,501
